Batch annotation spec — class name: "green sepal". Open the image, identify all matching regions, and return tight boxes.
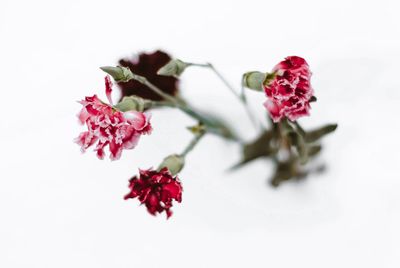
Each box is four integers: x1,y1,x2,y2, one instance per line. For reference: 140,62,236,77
114,96,146,112
242,71,266,91
158,154,185,176
157,59,188,77
100,66,134,82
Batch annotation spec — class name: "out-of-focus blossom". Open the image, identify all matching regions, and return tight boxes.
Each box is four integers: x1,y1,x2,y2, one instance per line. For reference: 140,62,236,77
118,50,179,101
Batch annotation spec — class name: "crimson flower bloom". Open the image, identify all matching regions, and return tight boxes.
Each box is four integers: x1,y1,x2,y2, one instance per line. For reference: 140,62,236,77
75,76,152,160
263,56,314,122
124,168,183,218
118,50,179,101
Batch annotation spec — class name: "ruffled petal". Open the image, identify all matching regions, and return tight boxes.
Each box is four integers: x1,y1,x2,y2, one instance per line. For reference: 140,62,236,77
124,168,182,218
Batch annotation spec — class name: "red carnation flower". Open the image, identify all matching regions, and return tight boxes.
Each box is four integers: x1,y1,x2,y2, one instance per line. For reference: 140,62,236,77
263,56,314,122
75,76,152,160
118,50,179,101
124,168,183,218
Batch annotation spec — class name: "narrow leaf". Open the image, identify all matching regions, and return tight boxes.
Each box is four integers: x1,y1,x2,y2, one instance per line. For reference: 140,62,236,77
305,124,338,143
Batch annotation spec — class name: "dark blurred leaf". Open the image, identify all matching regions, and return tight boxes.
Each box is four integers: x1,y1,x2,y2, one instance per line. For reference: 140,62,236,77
270,164,292,187
280,119,295,135
288,132,308,165
231,130,274,169
270,159,307,187
305,124,338,143
293,121,306,137
308,144,322,157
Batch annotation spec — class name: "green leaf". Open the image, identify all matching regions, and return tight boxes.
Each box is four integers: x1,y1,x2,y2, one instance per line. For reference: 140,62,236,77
308,144,322,157
281,119,308,164
305,124,338,143
288,132,308,165
270,162,293,187
270,159,306,187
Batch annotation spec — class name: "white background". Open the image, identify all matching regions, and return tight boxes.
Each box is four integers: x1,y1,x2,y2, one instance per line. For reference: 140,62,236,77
1,0,400,267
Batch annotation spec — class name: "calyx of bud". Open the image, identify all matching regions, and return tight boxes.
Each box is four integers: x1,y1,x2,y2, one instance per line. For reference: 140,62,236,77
158,154,185,176
242,71,266,91
100,66,134,82
114,96,147,112
157,59,188,77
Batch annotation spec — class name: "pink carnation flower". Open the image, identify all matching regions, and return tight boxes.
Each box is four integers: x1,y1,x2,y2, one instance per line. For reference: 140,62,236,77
75,76,152,160
263,56,314,122
124,168,183,218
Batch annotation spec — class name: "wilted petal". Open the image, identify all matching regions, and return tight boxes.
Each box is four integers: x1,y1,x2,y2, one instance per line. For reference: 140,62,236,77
105,75,113,105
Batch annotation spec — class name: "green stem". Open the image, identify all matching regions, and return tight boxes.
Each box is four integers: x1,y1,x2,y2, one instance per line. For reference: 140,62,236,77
130,73,181,105
150,101,239,141
129,77,239,141
189,63,241,99
181,131,206,157
188,62,259,129
293,121,306,136
277,120,290,150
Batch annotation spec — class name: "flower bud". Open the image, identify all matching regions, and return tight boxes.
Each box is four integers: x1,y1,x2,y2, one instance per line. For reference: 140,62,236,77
100,66,134,82
158,154,185,175
114,96,146,112
242,71,266,91
157,59,188,77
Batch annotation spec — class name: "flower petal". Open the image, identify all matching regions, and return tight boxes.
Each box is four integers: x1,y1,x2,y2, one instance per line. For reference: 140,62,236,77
105,75,113,105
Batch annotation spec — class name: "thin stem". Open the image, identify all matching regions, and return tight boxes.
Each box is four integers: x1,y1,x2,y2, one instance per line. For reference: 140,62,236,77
188,62,259,130
133,80,238,141
128,71,239,141
240,76,247,102
188,62,240,99
240,82,259,129
293,121,306,137
181,131,206,157
277,119,292,152
130,73,181,105
147,100,239,141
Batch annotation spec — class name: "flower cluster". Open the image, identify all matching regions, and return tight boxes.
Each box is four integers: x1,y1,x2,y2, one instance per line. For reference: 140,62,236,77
75,76,152,160
76,50,337,218
263,56,314,122
124,168,183,218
